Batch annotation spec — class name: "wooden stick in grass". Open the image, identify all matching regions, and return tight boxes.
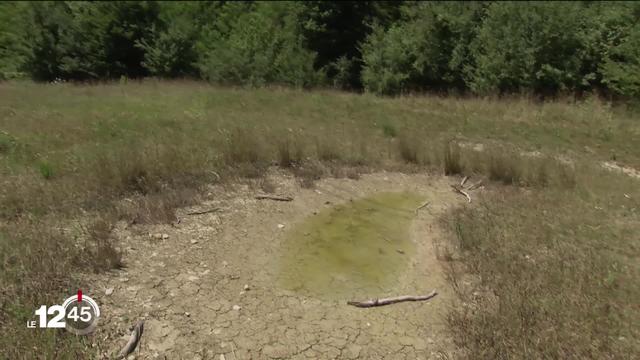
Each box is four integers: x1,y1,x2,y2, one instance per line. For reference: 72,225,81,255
347,290,437,308
255,194,293,201
451,185,471,203
460,175,469,187
117,320,144,359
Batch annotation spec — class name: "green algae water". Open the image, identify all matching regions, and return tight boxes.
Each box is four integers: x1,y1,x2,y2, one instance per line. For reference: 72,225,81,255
279,192,423,299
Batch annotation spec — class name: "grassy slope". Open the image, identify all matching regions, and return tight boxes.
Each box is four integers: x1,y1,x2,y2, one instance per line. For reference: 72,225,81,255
0,80,638,358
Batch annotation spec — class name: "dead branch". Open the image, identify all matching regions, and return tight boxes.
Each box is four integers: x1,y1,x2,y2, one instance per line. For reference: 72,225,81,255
451,185,471,203
117,320,144,359
467,179,484,191
347,290,437,308
414,201,430,214
186,208,221,216
460,176,469,187
255,194,293,202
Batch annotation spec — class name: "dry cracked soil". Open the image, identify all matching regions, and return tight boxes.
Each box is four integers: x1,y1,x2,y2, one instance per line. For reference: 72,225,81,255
85,171,465,359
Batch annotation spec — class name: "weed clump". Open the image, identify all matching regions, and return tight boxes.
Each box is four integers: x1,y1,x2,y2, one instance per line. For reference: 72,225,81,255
37,161,54,180
397,132,420,164
443,141,463,175
276,136,303,168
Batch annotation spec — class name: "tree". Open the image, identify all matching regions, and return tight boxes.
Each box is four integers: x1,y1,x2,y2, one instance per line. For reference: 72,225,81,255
361,2,483,94
197,2,323,87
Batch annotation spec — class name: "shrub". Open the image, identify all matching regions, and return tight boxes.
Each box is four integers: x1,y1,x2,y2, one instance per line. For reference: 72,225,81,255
198,2,323,87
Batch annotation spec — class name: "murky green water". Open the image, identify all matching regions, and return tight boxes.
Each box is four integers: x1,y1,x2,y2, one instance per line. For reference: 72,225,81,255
278,192,423,299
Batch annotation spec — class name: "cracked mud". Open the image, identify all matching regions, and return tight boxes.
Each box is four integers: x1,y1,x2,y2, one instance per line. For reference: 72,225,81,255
86,171,462,359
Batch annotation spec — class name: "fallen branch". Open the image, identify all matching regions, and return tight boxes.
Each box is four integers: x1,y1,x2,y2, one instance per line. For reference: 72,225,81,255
460,176,469,187
347,290,437,308
414,201,430,214
467,179,484,191
451,185,471,203
117,320,144,359
255,194,293,202
186,207,221,216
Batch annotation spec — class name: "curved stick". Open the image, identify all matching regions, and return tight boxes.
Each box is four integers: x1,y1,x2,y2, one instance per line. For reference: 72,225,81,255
118,320,145,359
451,185,471,203
347,290,437,308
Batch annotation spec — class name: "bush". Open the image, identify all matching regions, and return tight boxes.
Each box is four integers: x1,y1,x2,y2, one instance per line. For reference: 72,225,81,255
197,2,323,87
361,3,482,95
601,18,640,98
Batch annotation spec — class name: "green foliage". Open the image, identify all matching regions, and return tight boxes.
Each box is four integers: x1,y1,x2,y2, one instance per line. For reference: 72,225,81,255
137,20,198,77
37,160,54,180
0,3,30,79
0,1,639,97
300,1,402,89
360,24,412,95
599,4,640,97
20,1,159,81
361,1,640,98
198,2,323,87
468,2,597,95
136,2,200,77
362,3,483,94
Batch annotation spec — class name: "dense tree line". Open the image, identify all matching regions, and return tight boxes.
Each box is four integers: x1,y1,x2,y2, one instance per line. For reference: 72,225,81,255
1,1,639,97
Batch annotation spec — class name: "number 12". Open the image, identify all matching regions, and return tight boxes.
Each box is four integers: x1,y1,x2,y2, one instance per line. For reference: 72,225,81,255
34,305,66,328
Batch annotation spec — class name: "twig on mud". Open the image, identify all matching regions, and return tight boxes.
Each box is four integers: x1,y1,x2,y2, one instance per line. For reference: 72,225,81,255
255,194,294,202
414,201,430,214
451,185,472,203
186,207,221,216
347,290,438,308
460,176,469,187
117,320,144,359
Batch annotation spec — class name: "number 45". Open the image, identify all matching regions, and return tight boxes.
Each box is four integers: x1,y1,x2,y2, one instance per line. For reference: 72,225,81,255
67,305,92,322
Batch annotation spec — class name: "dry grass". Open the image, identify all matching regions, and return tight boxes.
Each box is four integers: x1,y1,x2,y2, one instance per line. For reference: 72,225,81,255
276,135,304,168
442,169,640,358
443,141,463,175
0,80,638,358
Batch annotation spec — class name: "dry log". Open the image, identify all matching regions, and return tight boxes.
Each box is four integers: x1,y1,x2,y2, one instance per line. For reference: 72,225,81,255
414,201,430,214
117,320,144,359
186,208,221,216
451,185,472,203
347,290,437,308
255,194,293,202
460,176,469,187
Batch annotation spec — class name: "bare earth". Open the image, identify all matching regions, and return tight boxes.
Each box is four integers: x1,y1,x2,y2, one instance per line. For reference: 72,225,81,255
86,171,463,359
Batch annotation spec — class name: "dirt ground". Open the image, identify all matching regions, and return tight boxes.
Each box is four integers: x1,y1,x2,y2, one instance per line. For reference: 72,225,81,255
86,170,465,359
